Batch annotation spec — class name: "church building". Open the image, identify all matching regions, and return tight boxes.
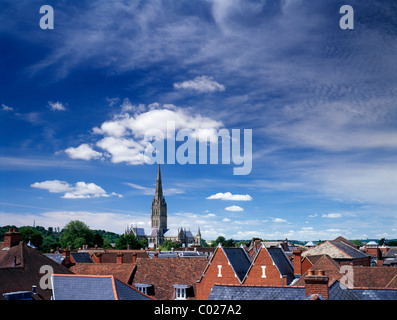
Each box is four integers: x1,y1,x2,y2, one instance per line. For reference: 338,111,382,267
126,165,202,248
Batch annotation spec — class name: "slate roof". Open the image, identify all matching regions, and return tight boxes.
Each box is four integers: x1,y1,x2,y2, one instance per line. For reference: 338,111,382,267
223,247,251,282
384,248,397,258
330,241,369,259
209,284,307,300
266,247,295,285
302,241,369,260
71,252,94,263
208,282,397,300
44,253,65,265
0,242,73,300
51,274,153,300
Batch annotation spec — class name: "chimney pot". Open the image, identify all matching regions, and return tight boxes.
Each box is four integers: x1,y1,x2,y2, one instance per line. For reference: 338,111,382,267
4,229,21,248
304,270,329,300
117,252,124,264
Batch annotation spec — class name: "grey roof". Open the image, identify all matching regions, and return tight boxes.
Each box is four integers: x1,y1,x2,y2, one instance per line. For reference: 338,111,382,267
328,281,359,300
329,241,369,259
114,278,152,300
71,252,94,263
52,275,152,300
267,247,294,285
44,253,65,265
208,282,397,300
132,227,146,237
208,285,307,300
352,288,397,300
52,275,116,300
384,248,397,258
223,248,251,282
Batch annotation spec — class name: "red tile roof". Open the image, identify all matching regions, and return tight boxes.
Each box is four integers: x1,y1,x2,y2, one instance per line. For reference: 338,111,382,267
131,257,209,300
0,242,73,300
70,263,136,284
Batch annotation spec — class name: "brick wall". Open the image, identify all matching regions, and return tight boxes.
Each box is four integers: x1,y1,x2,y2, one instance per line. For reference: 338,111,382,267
196,248,240,300
243,247,285,286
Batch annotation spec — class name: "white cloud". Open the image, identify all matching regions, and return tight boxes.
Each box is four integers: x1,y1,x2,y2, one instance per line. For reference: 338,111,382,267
272,218,288,223
322,213,342,219
66,103,223,165
65,144,103,161
222,218,231,222
225,205,244,212
207,192,252,201
31,180,71,193
31,180,122,199
48,101,66,111
2,104,13,111
174,76,225,93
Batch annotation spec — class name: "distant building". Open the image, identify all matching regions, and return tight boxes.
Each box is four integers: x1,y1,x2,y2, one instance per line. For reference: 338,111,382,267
126,165,202,248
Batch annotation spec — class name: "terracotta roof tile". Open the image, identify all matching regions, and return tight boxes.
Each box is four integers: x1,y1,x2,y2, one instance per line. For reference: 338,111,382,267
131,257,208,300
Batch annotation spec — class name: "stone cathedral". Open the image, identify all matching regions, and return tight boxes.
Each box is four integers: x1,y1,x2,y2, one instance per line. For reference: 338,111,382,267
126,165,202,248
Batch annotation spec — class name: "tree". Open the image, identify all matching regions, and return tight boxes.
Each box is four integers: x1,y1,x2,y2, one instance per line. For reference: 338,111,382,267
212,236,226,247
59,220,95,249
159,240,181,251
19,226,43,248
115,233,140,250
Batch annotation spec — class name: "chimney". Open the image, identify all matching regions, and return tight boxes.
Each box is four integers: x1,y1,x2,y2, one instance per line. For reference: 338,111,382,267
293,250,302,276
117,252,124,264
132,252,137,264
304,270,329,300
94,252,102,263
62,248,71,265
3,228,21,248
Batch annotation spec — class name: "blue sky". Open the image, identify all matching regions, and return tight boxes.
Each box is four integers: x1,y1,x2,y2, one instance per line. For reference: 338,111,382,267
1,0,397,241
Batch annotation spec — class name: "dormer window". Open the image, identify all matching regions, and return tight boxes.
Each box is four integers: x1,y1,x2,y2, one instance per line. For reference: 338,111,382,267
173,285,189,300
135,283,152,295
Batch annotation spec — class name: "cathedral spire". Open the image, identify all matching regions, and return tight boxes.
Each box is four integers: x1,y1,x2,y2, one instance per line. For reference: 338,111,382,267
151,164,167,231
155,164,163,199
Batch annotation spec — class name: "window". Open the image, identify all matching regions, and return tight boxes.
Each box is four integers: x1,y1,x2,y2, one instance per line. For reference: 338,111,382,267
175,288,186,300
173,285,189,300
135,283,152,295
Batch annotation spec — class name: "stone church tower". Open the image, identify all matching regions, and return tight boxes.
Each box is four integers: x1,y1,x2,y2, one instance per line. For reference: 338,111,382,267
151,164,167,232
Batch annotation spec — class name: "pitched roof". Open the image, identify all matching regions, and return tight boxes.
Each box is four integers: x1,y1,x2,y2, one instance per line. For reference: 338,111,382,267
97,251,148,263
70,263,136,284
51,274,153,300
131,257,208,300
333,236,359,249
293,255,342,286
208,284,307,300
384,247,397,258
223,247,251,282
0,242,72,300
208,282,397,300
267,247,294,285
71,252,94,263
301,241,368,260
352,266,397,288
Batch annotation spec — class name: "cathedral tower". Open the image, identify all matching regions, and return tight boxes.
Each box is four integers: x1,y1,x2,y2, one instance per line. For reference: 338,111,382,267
151,164,167,232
